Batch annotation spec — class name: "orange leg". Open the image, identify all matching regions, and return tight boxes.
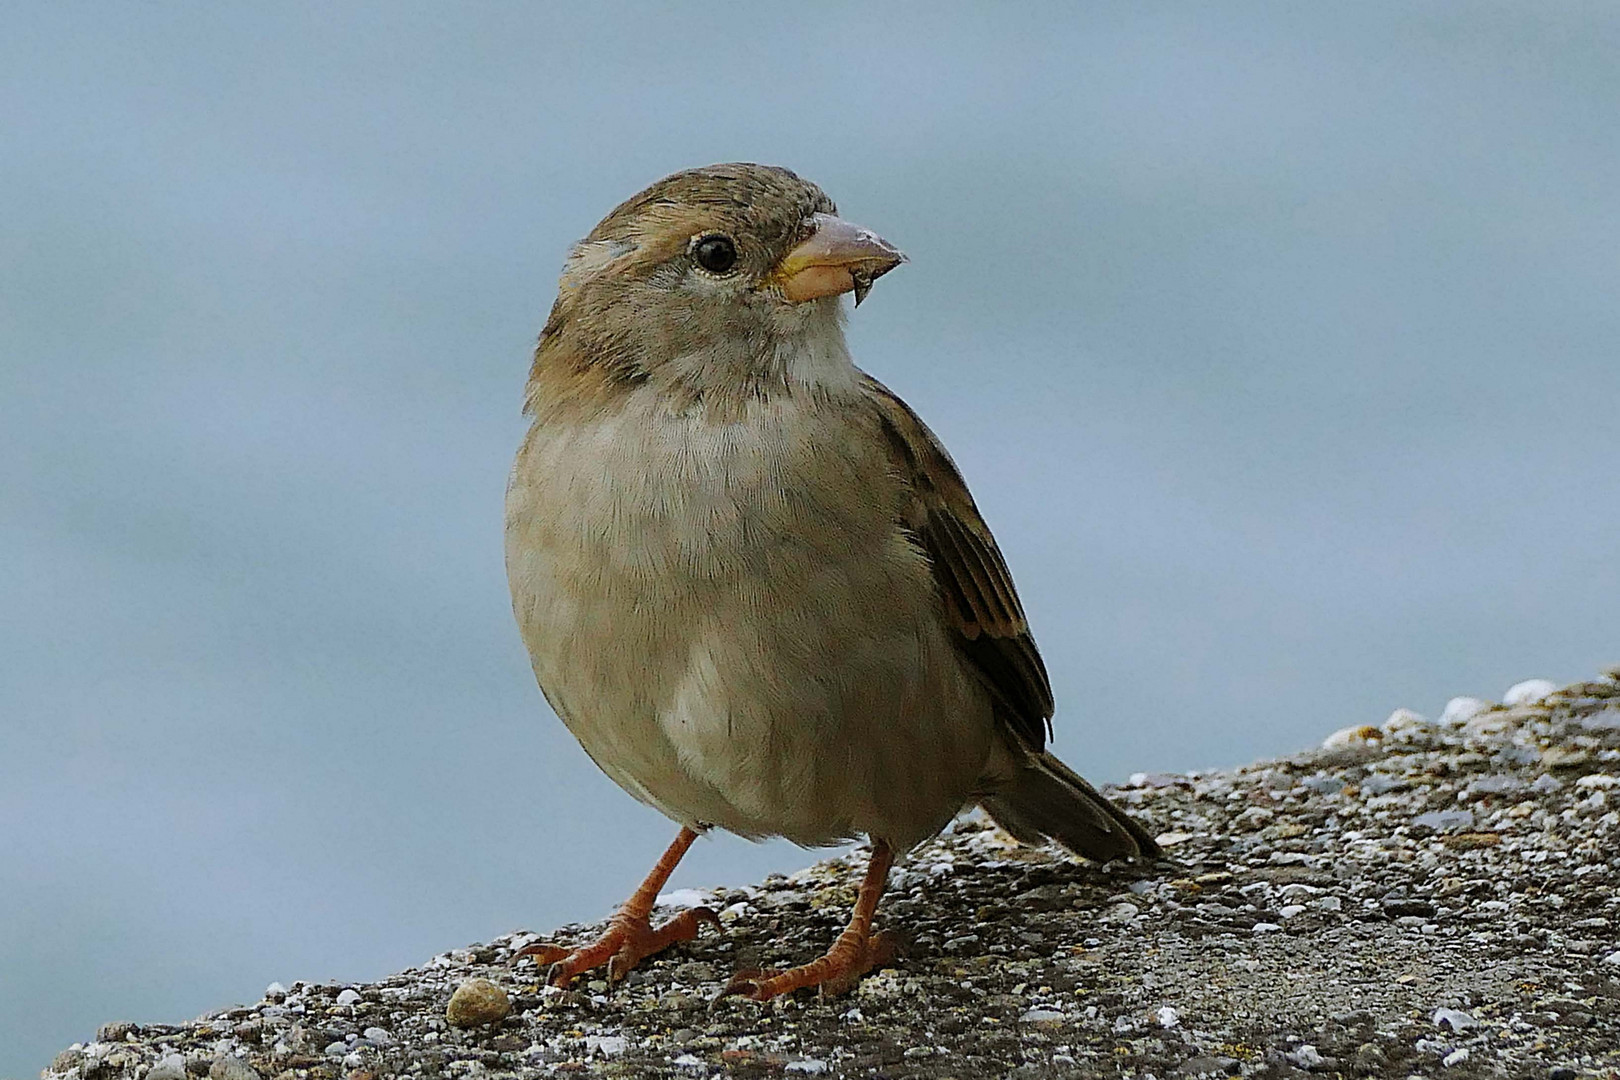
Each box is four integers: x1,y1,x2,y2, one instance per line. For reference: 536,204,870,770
723,841,897,1001
516,826,718,987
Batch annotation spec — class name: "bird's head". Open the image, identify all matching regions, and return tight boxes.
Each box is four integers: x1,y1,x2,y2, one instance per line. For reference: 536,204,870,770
528,163,904,412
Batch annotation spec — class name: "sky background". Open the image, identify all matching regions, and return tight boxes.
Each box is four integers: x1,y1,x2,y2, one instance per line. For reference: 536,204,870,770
3,2,1618,1073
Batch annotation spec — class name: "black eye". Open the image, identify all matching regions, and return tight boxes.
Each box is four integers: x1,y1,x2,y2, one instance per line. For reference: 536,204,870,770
693,234,738,274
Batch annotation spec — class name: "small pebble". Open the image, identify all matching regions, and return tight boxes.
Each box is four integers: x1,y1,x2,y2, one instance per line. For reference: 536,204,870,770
1285,1045,1325,1068
1300,773,1348,795
335,988,363,1006
147,1055,187,1080
585,1034,627,1056
1440,696,1491,726
1362,772,1405,794
1413,809,1475,831
1382,708,1429,733
1433,1007,1477,1031
207,1056,261,1080
1504,678,1557,705
1321,724,1381,750
445,978,510,1028
1018,1008,1065,1023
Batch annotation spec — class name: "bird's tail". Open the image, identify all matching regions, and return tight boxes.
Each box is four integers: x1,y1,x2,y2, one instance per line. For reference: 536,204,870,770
979,752,1161,862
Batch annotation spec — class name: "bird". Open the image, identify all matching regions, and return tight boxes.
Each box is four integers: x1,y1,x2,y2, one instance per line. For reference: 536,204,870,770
504,163,1159,1000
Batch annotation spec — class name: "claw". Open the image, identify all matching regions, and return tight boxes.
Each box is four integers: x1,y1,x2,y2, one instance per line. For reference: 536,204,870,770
518,904,720,990
717,968,777,1002
512,942,571,967
718,842,898,1001
510,827,717,991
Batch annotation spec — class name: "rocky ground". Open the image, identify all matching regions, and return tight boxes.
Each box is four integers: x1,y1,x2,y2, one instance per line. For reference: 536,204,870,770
45,673,1620,1080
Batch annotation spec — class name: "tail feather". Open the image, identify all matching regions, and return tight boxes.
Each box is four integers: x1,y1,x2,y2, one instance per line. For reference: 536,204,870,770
980,753,1161,862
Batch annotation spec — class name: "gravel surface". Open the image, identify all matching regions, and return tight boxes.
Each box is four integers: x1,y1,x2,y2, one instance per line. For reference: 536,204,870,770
44,673,1620,1079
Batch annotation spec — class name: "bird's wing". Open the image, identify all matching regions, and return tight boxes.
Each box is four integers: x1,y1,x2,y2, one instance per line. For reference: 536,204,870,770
860,374,1054,750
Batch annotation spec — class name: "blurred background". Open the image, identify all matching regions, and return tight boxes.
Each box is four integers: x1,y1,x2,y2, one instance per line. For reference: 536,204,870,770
3,2,1618,1072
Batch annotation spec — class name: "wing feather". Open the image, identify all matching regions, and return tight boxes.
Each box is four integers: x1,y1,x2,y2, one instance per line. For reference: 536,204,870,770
862,374,1055,748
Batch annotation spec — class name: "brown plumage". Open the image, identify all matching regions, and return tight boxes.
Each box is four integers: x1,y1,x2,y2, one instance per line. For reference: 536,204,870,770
506,163,1158,1000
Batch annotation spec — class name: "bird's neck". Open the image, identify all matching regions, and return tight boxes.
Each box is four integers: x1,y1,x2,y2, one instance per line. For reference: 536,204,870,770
648,308,860,418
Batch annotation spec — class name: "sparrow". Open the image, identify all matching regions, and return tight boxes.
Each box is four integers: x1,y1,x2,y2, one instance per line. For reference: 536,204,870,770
504,163,1159,999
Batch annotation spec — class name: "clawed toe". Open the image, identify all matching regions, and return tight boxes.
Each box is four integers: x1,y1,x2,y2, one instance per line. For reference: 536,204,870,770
513,942,573,967
514,904,719,989
718,928,900,1002
718,967,776,1001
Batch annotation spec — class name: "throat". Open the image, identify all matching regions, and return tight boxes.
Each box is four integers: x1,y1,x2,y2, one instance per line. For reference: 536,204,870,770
772,317,859,392
654,315,858,417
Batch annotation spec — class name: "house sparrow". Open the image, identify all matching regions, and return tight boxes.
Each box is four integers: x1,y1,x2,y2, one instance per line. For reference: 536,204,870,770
505,163,1159,999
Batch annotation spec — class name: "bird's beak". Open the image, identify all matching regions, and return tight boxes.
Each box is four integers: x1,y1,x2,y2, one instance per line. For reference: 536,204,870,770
773,212,906,306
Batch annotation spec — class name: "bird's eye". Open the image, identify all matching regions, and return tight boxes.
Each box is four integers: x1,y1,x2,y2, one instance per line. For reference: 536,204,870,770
692,234,738,275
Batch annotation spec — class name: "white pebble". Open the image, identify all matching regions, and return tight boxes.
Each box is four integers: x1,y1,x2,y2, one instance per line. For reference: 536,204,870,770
585,1034,627,1057
1252,922,1282,933
1413,809,1475,831
1433,1007,1477,1030
1286,1045,1325,1068
1443,1048,1471,1067
1503,678,1557,705
1381,708,1429,734
1439,696,1490,726
335,988,362,1006
1019,1008,1066,1023
1601,950,1620,966
1322,724,1381,750
1156,1006,1180,1028
1102,901,1140,923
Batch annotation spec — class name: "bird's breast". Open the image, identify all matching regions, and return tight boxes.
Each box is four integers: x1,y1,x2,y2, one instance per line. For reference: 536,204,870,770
510,387,899,586
503,382,986,845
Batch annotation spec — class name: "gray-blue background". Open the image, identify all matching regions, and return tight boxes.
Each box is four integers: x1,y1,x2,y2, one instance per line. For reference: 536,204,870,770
3,3,1617,1073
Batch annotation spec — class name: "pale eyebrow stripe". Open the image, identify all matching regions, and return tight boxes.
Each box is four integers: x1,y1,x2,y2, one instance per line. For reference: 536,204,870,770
561,238,635,285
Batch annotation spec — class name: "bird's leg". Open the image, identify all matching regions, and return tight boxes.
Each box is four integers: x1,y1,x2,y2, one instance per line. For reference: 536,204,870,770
515,826,718,987
723,840,897,1001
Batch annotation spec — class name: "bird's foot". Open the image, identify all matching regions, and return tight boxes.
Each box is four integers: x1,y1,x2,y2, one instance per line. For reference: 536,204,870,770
516,906,719,987
721,927,899,1001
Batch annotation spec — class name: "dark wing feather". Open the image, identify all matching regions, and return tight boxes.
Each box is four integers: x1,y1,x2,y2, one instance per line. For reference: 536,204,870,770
861,374,1054,750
